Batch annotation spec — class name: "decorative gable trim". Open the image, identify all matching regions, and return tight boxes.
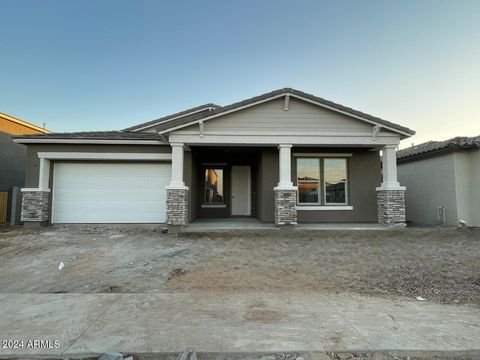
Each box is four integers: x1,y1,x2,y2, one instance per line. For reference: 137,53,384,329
159,92,413,138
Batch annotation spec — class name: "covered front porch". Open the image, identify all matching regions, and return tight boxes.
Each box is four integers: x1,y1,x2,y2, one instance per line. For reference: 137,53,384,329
166,141,406,230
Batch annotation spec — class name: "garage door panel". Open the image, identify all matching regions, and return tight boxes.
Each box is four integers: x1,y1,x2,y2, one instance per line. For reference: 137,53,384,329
52,163,171,223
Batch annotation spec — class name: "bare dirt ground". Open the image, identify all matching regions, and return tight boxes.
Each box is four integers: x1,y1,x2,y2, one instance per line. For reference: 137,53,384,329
0,225,479,305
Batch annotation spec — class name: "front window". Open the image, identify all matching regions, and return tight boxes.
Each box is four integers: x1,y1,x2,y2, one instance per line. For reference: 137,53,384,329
296,157,348,205
204,168,224,204
324,158,347,204
297,158,320,204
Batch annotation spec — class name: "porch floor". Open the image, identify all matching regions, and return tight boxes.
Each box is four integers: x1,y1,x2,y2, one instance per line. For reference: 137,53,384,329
185,218,387,231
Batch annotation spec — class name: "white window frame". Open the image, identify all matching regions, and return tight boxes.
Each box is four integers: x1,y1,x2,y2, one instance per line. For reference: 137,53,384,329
296,156,349,207
323,158,348,206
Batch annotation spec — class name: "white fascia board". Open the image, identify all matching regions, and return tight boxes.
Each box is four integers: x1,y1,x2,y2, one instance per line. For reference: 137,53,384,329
132,106,217,132
37,152,172,161
13,139,168,145
168,133,401,146
172,130,398,136
158,92,412,138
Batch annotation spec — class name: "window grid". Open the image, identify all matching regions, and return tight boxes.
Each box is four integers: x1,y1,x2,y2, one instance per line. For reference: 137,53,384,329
296,157,348,206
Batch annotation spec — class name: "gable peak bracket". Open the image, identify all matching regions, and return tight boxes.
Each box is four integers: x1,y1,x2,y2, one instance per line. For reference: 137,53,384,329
372,125,382,140
284,94,290,111
199,120,204,138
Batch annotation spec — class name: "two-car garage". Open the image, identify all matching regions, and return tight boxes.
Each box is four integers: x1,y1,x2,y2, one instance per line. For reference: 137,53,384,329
51,162,171,223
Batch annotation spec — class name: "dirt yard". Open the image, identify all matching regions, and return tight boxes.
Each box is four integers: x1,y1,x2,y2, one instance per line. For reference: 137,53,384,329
0,225,479,305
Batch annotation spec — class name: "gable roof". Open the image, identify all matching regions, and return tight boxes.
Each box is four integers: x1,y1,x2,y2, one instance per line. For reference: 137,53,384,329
150,88,415,138
124,103,220,131
397,135,480,162
0,112,51,135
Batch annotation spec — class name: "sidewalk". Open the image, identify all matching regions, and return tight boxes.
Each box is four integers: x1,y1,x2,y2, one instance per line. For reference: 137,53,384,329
0,292,479,358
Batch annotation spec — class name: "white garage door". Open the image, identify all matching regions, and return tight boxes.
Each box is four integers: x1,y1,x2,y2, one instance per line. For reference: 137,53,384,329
52,162,171,223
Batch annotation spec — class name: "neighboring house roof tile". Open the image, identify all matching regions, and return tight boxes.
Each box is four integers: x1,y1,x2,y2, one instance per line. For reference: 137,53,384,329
152,88,415,136
397,135,480,161
123,103,220,131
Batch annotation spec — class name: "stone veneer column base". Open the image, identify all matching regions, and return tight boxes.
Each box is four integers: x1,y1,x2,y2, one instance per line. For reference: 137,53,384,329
21,190,50,226
274,188,298,226
377,189,406,227
166,187,189,230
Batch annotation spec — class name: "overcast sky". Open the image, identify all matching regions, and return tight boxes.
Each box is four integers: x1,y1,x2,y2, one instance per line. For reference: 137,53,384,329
1,0,479,147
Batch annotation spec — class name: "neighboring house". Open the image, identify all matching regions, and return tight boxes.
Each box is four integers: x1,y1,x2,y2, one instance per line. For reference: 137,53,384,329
0,112,50,224
13,88,415,229
397,136,480,227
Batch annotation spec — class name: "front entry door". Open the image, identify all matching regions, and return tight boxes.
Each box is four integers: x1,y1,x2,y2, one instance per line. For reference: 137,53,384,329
231,166,251,216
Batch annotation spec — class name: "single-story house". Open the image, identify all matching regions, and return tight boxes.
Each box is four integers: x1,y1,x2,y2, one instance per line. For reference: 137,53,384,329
13,88,415,229
397,135,480,227
0,112,50,224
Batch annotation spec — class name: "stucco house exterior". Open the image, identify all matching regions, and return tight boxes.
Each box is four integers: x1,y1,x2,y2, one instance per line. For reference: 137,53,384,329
13,88,414,229
0,112,50,224
397,136,480,227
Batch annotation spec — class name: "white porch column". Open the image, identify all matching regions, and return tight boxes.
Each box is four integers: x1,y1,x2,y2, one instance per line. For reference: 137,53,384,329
169,143,185,187
376,145,406,227
38,158,51,190
277,144,293,188
166,142,189,229
377,145,404,190
274,144,297,226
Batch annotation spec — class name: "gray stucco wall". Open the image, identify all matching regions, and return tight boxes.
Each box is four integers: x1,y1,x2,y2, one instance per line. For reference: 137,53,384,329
398,153,458,226
256,148,380,223
454,150,479,226
294,149,381,223
0,132,26,189
184,150,198,222
257,148,278,222
24,144,171,188
470,150,480,226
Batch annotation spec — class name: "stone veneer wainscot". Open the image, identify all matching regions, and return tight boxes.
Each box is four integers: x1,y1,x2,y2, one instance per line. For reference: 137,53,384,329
377,189,406,226
21,190,50,224
274,188,297,225
166,187,189,226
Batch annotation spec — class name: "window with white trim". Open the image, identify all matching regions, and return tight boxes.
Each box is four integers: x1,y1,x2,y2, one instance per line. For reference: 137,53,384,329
296,157,348,205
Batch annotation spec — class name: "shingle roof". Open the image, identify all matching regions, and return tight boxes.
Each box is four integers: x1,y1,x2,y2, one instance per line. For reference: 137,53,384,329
14,131,162,140
123,103,220,131
14,88,415,142
153,88,415,136
397,135,480,160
